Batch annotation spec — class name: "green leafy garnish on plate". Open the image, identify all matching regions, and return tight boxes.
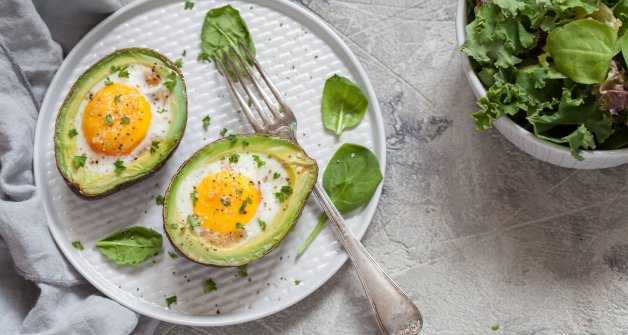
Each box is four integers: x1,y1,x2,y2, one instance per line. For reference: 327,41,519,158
71,241,84,251
321,74,368,135
204,279,217,293
95,226,163,265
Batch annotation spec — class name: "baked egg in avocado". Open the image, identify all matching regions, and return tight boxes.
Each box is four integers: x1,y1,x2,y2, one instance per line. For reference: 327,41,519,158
54,48,187,198
163,134,318,267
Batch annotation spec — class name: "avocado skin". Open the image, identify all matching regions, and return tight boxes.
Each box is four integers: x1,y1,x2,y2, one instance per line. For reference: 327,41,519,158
53,48,187,199
163,134,318,267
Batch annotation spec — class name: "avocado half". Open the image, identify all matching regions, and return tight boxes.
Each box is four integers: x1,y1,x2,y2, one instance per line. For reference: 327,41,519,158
54,48,187,198
163,134,318,267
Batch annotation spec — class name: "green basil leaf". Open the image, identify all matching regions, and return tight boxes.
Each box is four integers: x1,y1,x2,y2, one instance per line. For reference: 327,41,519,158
547,19,617,84
95,226,163,265
201,5,255,80
321,74,368,135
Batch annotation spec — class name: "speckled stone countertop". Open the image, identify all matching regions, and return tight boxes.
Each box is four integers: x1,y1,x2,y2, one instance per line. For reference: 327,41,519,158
158,0,628,334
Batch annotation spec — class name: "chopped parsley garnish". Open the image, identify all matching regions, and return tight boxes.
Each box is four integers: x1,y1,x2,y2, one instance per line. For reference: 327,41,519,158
219,197,231,207
237,265,248,277
491,324,500,331
110,65,129,78
229,154,239,164
190,190,199,206
182,49,187,57
155,195,164,206
295,280,301,286
242,139,249,147
274,185,293,203
165,295,177,308
239,198,252,214
150,140,160,154
258,219,266,230
114,159,125,173
71,241,84,250
104,77,113,86
198,51,210,62
184,0,194,10
202,116,211,130
163,71,177,90
120,116,130,124
169,223,178,229
235,189,242,196
168,251,178,259
68,128,78,138
235,222,245,230
272,172,281,180
174,58,183,68
73,155,87,169
187,214,201,227
252,155,265,168
156,108,166,113
113,94,121,103
104,114,113,125
203,279,217,293
219,128,228,136
227,134,237,144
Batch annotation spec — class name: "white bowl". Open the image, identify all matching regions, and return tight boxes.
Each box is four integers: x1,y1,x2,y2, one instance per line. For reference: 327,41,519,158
455,0,628,169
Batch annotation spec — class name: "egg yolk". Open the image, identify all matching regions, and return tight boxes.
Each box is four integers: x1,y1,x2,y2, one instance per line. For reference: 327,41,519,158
82,83,151,156
194,170,261,234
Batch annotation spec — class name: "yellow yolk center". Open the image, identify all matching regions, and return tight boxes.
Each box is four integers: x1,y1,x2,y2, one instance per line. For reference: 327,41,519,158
193,170,261,234
82,83,151,156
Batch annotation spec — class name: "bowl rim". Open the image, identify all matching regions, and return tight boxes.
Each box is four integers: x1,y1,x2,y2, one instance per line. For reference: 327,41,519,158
454,0,628,159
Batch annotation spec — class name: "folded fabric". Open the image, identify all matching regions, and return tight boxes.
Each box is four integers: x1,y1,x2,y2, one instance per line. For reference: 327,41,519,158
0,0,157,334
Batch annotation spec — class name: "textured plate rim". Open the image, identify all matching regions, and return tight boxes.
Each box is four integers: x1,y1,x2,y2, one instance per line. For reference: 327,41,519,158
34,0,386,326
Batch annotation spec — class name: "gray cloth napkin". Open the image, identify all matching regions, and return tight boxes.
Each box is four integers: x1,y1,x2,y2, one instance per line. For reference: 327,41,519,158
0,0,159,334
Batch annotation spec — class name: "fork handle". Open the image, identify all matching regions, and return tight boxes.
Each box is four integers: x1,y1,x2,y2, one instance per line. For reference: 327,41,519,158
311,183,422,335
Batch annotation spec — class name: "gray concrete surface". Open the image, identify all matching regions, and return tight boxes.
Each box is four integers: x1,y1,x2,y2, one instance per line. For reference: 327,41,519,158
158,0,628,334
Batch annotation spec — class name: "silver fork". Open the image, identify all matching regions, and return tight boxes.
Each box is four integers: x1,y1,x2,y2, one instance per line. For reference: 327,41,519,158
214,43,422,335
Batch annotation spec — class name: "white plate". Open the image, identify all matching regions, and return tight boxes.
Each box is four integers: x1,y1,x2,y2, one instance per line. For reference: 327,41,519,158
33,0,385,326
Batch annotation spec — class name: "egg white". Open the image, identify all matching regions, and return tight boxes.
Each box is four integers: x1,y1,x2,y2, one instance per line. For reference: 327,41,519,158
73,64,174,174
175,153,289,243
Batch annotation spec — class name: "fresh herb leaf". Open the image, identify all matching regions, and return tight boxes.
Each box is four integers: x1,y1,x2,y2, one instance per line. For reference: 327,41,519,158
258,218,266,230
297,144,382,255
104,77,113,86
184,0,194,10
157,108,167,114
73,155,87,168
274,185,293,203
239,198,252,214
219,197,231,207
295,280,301,286
272,172,281,180
252,154,265,168
168,251,179,259
229,154,239,164
187,214,201,227
114,159,125,173
165,295,177,308
219,128,228,136
321,74,368,135
113,94,121,103
104,114,113,125
71,241,84,251
175,58,183,68
169,223,178,229
203,279,217,293
68,128,78,138
163,71,177,90
236,265,248,277
150,140,160,154
182,49,187,57
227,134,237,144
95,226,163,265
242,139,249,147
110,65,129,78
202,115,211,130
190,190,199,206
120,116,130,124
491,324,500,331
235,189,243,196
198,51,210,62
200,5,256,80
235,222,245,230
156,195,165,206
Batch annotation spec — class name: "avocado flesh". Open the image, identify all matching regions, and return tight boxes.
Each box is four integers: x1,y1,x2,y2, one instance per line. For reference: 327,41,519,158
54,48,187,198
163,134,318,267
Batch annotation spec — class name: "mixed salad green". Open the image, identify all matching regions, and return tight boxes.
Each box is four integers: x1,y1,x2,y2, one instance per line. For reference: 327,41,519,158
462,0,628,159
